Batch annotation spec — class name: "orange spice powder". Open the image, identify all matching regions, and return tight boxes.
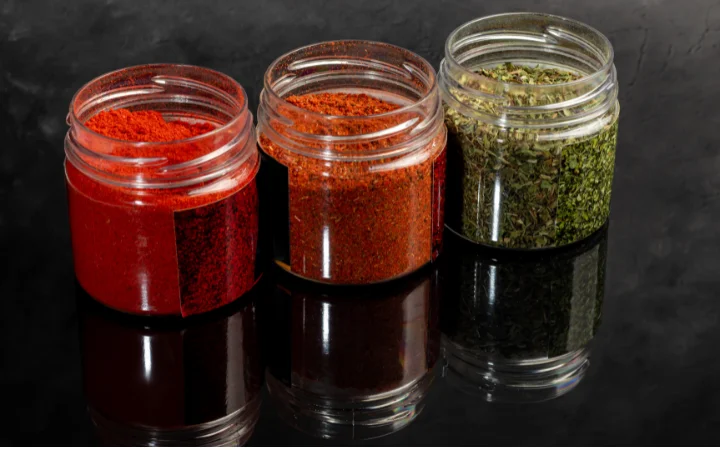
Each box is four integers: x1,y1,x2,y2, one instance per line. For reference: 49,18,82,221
259,92,446,284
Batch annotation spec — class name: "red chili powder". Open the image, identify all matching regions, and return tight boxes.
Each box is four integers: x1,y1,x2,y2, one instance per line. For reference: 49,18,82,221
67,108,260,316
260,93,446,284
85,109,215,142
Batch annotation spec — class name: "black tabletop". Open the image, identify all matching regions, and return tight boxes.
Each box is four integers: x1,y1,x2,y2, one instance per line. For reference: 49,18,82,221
2,0,720,446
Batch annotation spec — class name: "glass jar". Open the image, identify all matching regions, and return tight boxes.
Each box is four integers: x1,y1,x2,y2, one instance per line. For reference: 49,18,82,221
262,265,439,439
439,13,619,249
440,226,608,402
65,64,261,317
257,40,447,285
78,285,263,446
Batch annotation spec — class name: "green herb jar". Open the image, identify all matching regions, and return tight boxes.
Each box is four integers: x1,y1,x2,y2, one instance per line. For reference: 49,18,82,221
439,13,619,249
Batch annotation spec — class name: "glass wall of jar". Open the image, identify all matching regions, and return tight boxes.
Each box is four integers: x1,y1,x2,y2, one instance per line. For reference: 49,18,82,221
439,225,608,403
77,285,263,446
257,40,447,285
261,265,440,440
439,13,619,249
65,64,261,317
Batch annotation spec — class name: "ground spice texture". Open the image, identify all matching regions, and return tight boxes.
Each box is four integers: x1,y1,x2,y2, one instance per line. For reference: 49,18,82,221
260,93,446,284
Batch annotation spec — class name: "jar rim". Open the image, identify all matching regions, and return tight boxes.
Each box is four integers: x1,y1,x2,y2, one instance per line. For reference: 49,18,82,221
262,39,438,120
68,63,249,149
66,63,258,189
443,12,615,89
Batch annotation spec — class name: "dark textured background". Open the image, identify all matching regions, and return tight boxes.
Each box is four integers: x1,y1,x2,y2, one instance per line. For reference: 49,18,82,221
1,0,719,445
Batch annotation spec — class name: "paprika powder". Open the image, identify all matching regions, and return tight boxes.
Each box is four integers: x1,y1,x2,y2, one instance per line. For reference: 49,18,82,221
85,109,215,142
65,64,261,317
258,41,447,285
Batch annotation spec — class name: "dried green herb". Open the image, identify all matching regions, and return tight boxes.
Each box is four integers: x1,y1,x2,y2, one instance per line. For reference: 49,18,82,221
439,227,607,360
476,63,580,85
444,63,618,248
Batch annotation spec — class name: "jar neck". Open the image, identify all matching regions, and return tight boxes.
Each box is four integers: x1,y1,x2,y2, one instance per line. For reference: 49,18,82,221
439,13,618,135
257,41,444,162
65,64,256,189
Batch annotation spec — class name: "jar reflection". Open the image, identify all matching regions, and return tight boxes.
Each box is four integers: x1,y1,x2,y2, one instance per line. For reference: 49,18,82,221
262,265,440,440
77,285,263,446
440,226,608,403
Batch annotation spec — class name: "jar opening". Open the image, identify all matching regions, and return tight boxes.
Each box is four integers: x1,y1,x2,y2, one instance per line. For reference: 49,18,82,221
444,13,614,89
257,40,445,161
69,64,248,146
65,64,257,188
263,40,437,120
439,12,618,128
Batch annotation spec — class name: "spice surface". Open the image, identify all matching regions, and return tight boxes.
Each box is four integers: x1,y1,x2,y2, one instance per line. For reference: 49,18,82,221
286,93,400,116
260,93,446,284
444,63,618,248
68,108,259,316
86,109,214,142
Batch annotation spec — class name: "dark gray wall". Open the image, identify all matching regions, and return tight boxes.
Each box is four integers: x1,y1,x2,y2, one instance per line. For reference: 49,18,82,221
1,0,719,445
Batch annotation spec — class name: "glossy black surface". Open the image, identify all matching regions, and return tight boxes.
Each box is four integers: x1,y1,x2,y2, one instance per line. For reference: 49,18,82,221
2,0,720,445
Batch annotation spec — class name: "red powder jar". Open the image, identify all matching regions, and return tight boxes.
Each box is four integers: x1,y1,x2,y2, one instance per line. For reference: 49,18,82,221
257,41,447,285
65,64,261,317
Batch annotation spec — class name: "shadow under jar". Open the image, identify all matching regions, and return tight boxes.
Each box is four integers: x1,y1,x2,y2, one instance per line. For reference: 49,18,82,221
439,225,608,403
262,265,440,440
65,64,261,317
439,13,619,249
257,40,447,285
78,286,263,446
